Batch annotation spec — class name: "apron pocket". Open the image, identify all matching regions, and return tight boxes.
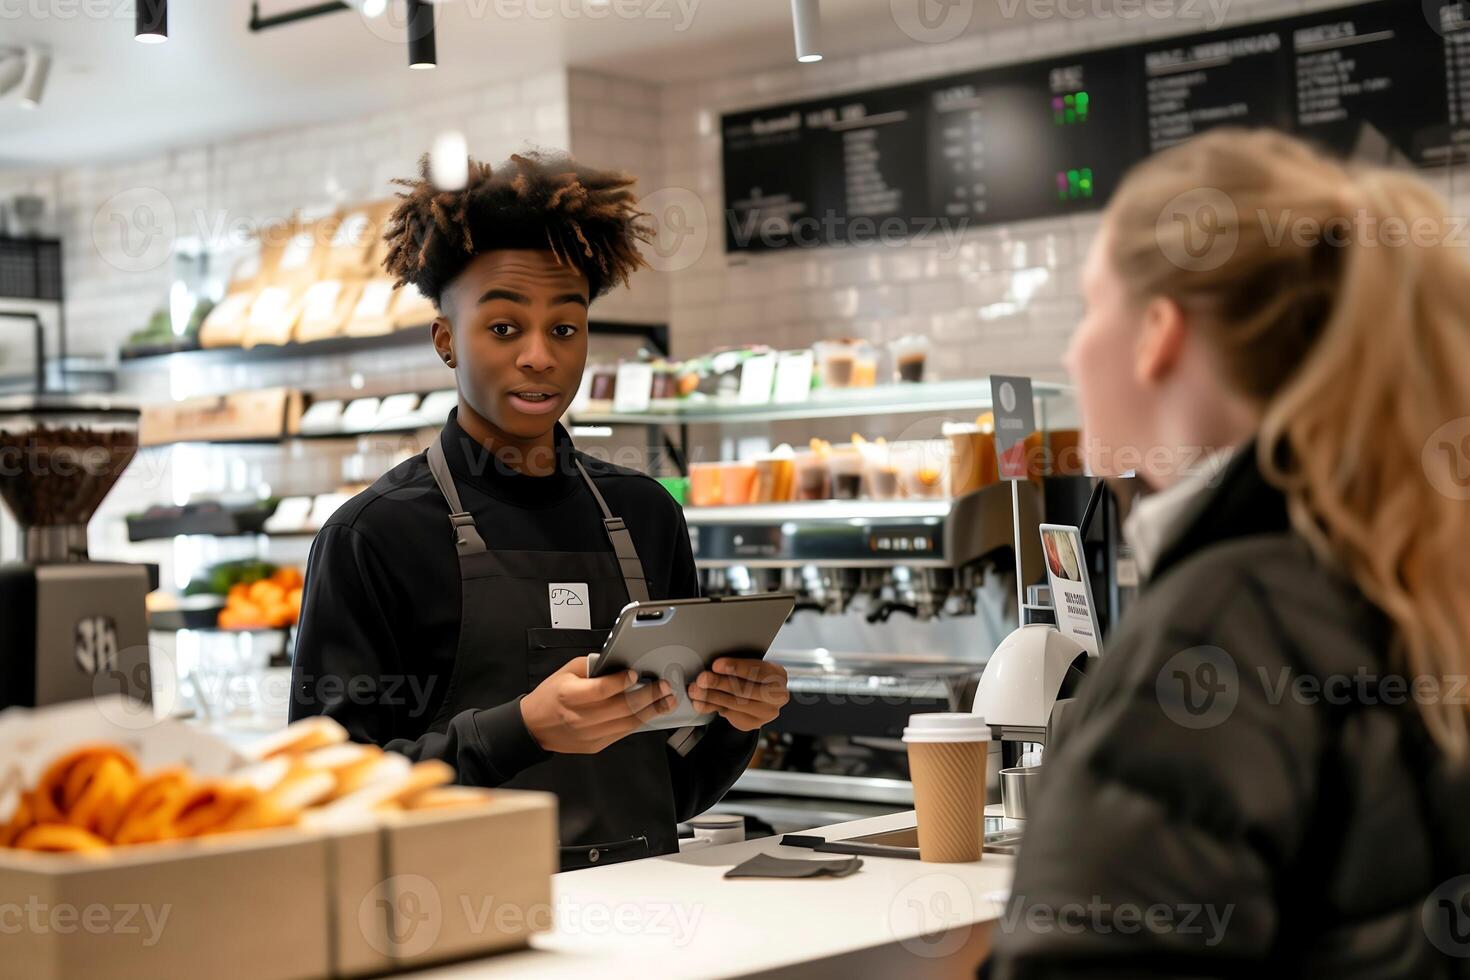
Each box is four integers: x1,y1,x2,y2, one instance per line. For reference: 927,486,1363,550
525,628,611,687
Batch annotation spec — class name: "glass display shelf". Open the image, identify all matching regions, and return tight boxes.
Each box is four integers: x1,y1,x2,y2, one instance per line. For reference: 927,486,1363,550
135,378,1070,447
573,378,1071,426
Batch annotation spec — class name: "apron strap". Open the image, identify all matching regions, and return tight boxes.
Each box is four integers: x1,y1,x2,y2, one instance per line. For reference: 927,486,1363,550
575,457,702,757
427,435,701,757
426,437,489,555
574,458,651,604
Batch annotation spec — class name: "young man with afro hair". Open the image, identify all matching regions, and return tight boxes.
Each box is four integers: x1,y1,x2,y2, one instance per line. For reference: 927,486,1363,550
291,152,789,870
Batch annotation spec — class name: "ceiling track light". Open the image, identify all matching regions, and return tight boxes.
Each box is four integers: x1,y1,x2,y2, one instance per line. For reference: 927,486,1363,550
19,46,50,108
407,0,437,70
248,1,379,32
791,0,822,64
246,0,433,70
136,0,168,43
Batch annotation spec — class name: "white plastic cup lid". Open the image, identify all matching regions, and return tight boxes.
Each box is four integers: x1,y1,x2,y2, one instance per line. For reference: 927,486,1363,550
902,712,993,743
690,813,744,829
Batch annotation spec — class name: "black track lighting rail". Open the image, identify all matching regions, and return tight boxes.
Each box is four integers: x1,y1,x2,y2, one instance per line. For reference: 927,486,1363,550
249,1,352,32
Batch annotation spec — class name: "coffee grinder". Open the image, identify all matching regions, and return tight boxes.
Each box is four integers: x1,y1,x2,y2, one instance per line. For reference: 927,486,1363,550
0,396,153,710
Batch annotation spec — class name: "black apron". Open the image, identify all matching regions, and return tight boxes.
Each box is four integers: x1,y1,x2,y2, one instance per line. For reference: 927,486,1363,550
423,438,683,871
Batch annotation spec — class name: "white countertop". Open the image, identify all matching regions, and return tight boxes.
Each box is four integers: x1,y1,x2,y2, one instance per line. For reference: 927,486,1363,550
406,810,1013,980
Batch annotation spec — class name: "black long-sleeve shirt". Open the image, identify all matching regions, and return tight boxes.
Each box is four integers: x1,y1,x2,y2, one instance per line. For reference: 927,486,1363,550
289,414,756,823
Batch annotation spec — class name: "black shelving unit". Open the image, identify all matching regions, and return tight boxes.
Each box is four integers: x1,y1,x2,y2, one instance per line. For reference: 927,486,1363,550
1,237,65,396
0,237,63,302
139,424,431,450
128,520,318,543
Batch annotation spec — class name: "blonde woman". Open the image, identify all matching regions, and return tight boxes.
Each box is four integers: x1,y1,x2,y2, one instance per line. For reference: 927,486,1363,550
989,129,1470,977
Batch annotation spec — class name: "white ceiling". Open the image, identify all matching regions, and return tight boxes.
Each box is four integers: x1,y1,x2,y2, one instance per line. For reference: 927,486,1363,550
0,0,1024,170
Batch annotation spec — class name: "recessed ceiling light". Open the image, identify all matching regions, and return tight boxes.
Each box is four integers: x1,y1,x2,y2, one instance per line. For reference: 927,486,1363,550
791,0,822,65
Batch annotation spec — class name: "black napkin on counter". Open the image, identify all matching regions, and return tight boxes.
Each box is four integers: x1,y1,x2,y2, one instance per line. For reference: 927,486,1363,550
723,853,864,879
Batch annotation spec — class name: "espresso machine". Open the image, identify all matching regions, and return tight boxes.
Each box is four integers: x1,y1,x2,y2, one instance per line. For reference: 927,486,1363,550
684,480,1045,827
0,396,153,710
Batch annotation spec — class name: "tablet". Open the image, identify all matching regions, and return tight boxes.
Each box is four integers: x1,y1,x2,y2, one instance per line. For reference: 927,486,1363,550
587,594,796,732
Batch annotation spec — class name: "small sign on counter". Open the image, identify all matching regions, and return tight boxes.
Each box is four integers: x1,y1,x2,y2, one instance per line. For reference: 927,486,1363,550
988,374,1036,480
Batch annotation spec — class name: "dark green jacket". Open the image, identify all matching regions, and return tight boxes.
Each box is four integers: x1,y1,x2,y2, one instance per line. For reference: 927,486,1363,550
990,448,1470,979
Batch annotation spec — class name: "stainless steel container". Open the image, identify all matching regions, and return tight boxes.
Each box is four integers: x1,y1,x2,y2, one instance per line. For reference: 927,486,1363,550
1000,766,1042,820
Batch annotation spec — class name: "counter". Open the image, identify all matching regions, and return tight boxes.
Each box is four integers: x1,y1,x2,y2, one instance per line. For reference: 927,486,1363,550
404,809,1012,980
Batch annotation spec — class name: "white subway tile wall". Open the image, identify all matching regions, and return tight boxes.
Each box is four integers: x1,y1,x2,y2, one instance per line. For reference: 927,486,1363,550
2,71,569,367
5,0,1469,381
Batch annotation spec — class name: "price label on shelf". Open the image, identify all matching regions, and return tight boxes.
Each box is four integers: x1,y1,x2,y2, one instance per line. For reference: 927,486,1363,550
773,350,815,403
613,362,654,413
737,352,778,405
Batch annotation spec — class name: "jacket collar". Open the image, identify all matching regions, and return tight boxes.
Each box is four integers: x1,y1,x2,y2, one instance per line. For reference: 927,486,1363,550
1146,441,1293,585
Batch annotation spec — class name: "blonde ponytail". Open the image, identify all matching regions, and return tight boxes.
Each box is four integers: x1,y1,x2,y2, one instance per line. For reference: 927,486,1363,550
1107,129,1470,756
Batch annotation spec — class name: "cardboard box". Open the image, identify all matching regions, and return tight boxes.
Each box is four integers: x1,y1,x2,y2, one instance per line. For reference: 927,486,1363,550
140,388,303,445
269,212,338,292
344,278,398,337
0,700,557,980
325,201,396,280
0,794,557,980
0,829,333,980
293,279,362,344
241,285,301,348
327,794,557,977
197,290,255,349
248,215,299,289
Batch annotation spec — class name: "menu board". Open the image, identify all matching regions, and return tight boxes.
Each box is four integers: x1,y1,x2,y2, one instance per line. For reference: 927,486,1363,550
1423,2,1470,164
722,85,935,252
722,0,1470,253
928,50,1140,226
1142,26,1291,152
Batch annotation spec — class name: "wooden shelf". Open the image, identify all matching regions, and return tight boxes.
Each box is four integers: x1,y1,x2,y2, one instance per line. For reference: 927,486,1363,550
118,320,669,366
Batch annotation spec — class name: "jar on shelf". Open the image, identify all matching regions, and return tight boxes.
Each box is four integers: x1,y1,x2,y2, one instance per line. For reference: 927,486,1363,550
650,360,681,405
813,339,878,389
586,362,618,408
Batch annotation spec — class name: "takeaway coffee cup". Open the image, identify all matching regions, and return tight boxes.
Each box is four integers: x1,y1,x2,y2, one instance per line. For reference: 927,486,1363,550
903,713,991,862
